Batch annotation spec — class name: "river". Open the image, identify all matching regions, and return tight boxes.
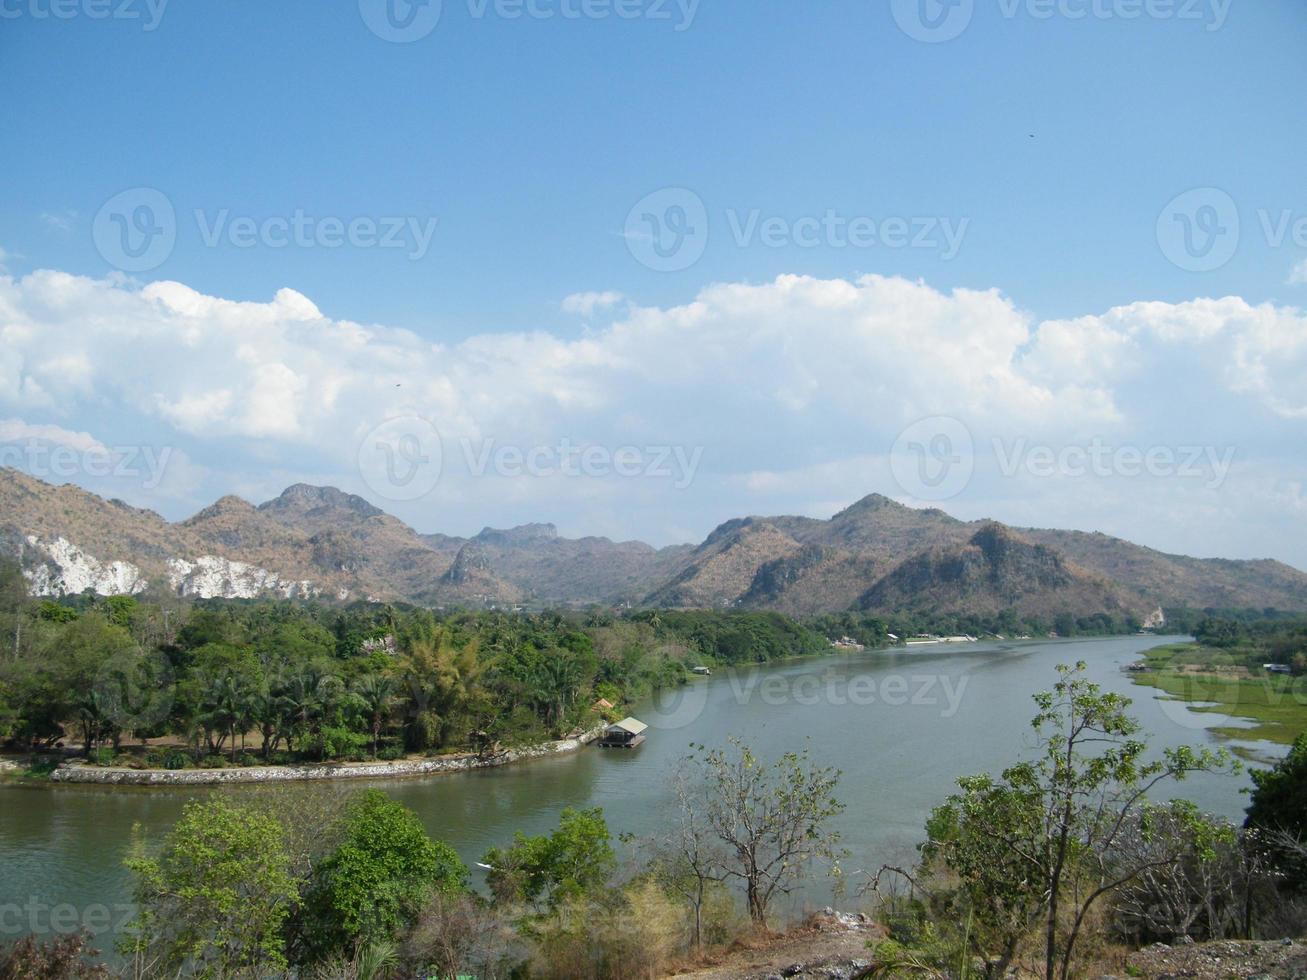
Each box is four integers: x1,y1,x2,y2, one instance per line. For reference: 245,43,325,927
0,634,1273,947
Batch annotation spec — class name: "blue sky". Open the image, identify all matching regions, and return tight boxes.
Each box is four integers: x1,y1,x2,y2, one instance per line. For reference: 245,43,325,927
2,0,1307,565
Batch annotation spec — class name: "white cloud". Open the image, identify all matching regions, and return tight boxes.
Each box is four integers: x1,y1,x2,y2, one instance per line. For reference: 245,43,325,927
0,419,108,454
40,210,76,233
1290,258,1307,285
1,268,1306,563
561,290,626,316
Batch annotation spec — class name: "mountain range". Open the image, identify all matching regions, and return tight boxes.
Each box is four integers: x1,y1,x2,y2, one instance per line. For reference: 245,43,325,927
3,467,1306,619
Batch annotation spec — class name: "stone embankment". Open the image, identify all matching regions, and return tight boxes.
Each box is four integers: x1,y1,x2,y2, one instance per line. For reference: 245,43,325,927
44,727,604,786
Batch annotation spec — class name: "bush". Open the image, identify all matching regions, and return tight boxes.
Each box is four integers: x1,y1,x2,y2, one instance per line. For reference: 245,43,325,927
296,790,467,963
89,747,114,766
531,883,684,980
0,932,109,979
162,749,189,770
376,744,405,761
321,726,369,761
199,755,228,769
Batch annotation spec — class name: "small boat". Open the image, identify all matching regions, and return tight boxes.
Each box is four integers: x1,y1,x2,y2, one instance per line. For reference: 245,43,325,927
692,666,712,676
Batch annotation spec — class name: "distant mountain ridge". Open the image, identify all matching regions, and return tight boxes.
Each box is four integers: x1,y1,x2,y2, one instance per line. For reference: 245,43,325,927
2,468,1306,619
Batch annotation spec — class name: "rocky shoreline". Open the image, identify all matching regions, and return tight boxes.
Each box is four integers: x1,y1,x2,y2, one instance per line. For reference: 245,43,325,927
39,726,605,787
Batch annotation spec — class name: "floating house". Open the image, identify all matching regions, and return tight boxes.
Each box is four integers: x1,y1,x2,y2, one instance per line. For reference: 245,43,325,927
599,717,648,749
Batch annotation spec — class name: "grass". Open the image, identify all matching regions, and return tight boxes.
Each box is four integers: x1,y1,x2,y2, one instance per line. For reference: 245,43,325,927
1130,642,1307,746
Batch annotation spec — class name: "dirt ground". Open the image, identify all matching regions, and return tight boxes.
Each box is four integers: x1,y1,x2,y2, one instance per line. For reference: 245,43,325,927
1124,938,1306,979
663,909,882,980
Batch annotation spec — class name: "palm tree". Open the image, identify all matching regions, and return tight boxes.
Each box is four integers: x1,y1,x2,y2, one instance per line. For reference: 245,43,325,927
352,674,396,758
396,630,483,752
280,668,341,759
199,671,254,761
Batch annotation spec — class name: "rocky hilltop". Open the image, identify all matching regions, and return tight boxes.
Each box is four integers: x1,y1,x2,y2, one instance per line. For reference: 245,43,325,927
3,468,1306,618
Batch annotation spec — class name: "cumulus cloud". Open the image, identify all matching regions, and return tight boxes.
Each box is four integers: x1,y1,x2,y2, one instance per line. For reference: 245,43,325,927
1,269,1305,562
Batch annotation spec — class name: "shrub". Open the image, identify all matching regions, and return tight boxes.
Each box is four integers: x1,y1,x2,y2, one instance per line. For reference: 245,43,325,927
162,749,188,770
321,726,369,761
0,932,109,979
296,790,467,963
376,745,405,762
89,747,115,766
531,883,684,980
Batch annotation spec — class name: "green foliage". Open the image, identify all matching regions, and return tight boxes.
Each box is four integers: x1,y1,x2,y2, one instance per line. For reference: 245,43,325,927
122,798,299,978
484,807,616,909
921,663,1234,980
1246,733,1307,884
1246,733,1307,837
297,790,467,962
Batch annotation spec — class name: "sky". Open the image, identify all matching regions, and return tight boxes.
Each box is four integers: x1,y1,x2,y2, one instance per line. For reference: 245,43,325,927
1,0,1306,566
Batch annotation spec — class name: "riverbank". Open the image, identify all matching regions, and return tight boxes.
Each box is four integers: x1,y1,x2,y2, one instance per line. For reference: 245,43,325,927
1126,642,1307,748
13,726,606,787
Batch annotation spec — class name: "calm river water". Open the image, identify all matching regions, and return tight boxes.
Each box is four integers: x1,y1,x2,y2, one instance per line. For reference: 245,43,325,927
0,635,1274,946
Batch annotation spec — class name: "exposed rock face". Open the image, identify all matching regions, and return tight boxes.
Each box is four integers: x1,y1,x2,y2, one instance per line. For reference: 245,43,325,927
23,535,147,596
167,556,321,600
